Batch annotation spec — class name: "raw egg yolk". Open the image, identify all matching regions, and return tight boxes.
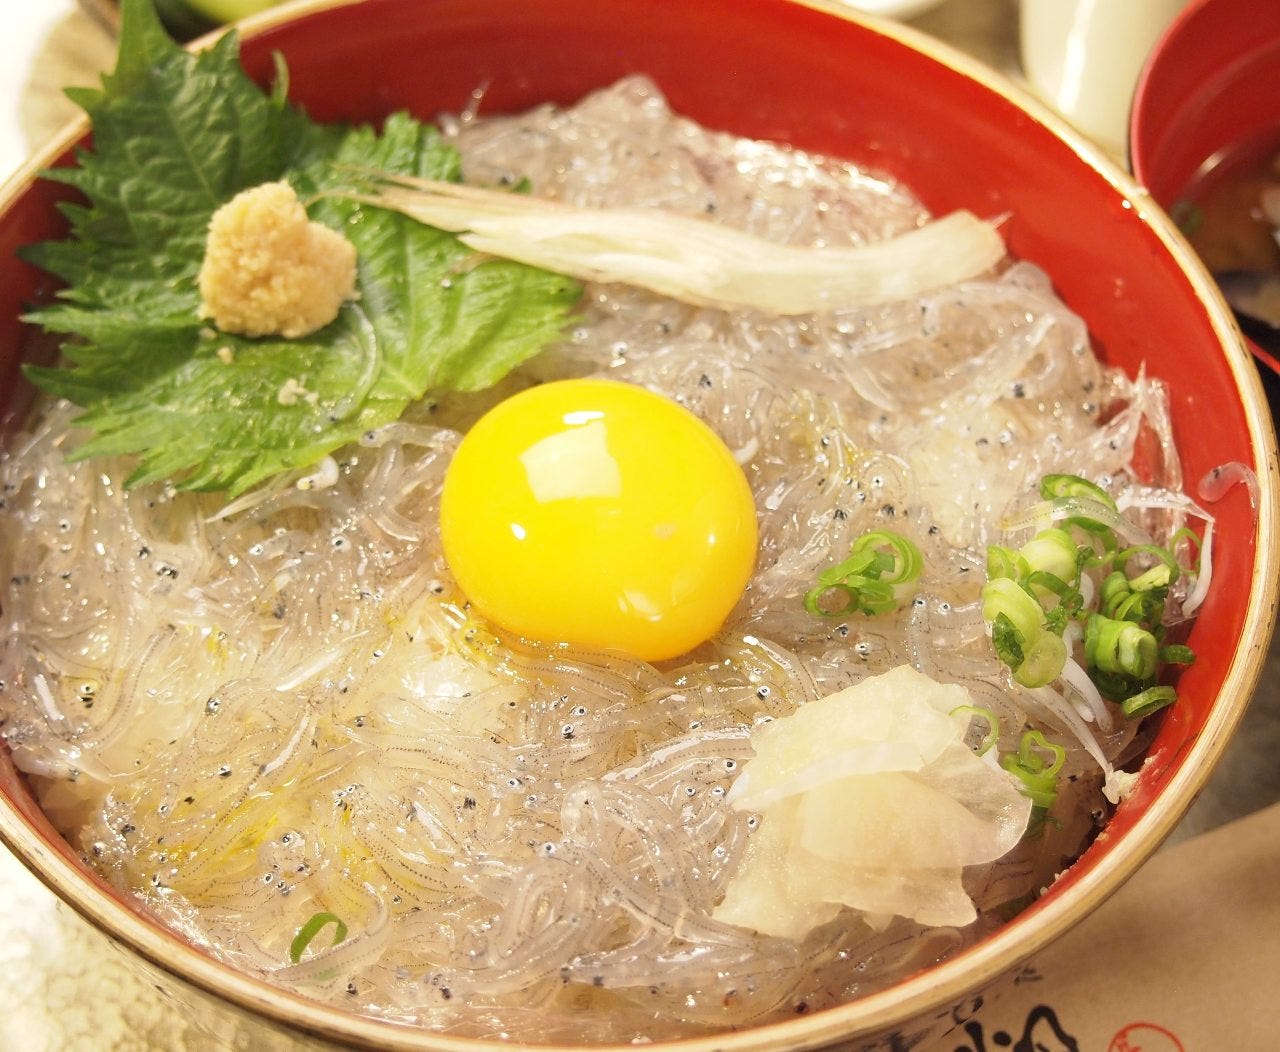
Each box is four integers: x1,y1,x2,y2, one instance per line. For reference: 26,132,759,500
439,378,757,662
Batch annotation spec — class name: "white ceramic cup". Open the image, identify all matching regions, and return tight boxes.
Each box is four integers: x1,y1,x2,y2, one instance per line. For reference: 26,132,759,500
1019,0,1190,158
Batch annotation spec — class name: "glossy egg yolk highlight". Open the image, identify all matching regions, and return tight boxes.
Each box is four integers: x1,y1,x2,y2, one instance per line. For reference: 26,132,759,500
440,378,758,662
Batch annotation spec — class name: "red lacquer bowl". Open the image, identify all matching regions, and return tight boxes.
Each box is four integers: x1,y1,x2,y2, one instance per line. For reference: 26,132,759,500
1130,0,1280,376
0,1,1275,1049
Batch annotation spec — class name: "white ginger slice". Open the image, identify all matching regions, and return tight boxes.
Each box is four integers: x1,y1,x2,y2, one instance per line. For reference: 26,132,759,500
714,664,1032,939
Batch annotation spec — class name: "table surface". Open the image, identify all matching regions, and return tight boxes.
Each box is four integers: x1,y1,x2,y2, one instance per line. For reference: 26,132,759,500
2,1,1278,1049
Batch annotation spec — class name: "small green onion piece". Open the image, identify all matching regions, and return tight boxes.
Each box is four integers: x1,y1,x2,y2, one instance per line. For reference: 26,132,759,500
986,544,1027,582
951,704,1001,755
817,548,878,586
988,473,1195,720
849,578,898,616
289,911,349,964
860,529,924,584
1116,543,1180,595
804,529,923,618
1020,528,1080,582
1024,571,1072,598
1084,613,1157,682
1120,590,1165,624
990,611,1025,669
1099,570,1134,619
1099,569,1168,625
1001,729,1067,810
1091,667,1134,702
1040,473,1117,509
1024,570,1082,625
1018,781,1058,812
1012,629,1068,688
1079,544,1116,572
1121,685,1178,719
1128,563,1173,592
981,577,1045,642
1158,643,1196,666
982,578,1069,686
803,582,859,618
1170,526,1203,566
805,579,897,617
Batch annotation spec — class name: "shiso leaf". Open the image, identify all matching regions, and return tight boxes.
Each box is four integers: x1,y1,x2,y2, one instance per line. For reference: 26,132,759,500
20,0,580,497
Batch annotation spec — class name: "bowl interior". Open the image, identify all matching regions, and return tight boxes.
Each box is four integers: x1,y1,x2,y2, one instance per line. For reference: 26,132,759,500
1130,0,1280,377
0,0,1273,1047
1131,0,1280,205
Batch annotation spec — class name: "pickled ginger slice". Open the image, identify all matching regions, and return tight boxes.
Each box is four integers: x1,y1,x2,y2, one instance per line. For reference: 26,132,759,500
714,665,1032,938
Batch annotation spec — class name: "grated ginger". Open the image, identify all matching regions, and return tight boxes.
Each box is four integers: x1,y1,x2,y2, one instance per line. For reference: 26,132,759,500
197,181,357,339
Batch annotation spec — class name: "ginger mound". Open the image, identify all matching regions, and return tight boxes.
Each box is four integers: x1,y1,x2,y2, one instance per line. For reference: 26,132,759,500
197,181,357,339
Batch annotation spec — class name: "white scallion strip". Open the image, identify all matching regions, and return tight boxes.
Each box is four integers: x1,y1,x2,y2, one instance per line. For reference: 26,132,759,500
1181,518,1214,616
1028,684,1114,775
1058,654,1114,732
344,175,1006,315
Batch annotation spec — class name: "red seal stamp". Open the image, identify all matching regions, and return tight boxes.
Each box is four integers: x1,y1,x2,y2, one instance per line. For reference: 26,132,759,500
1108,1022,1186,1052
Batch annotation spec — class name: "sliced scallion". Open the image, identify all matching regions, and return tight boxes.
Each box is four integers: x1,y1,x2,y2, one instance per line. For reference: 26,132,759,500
1040,473,1116,508
986,544,1028,582
1084,613,1157,683
1001,729,1066,811
983,473,1199,721
289,911,349,964
804,529,923,618
981,577,1046,643
981,576,1068,687
1019,527,1080,583
1012,630,1068,689
1158,644,1196,666
1121,685,1178,719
